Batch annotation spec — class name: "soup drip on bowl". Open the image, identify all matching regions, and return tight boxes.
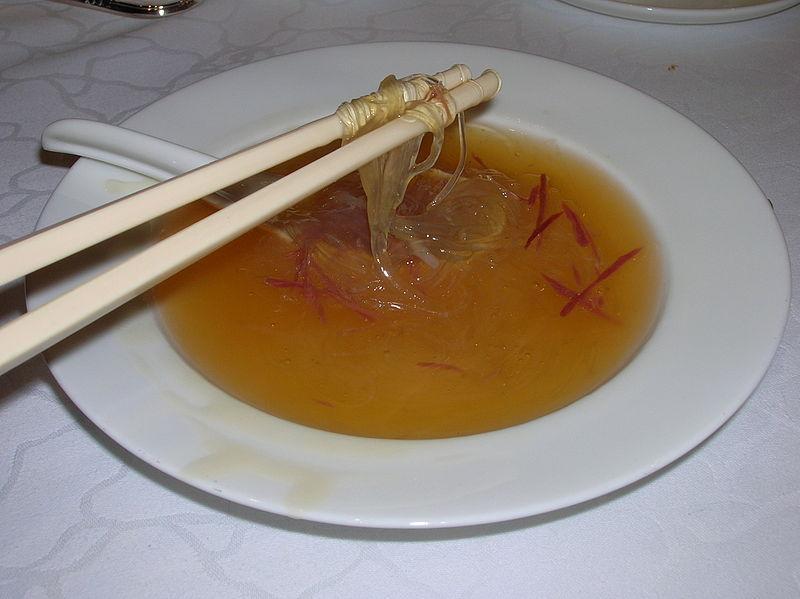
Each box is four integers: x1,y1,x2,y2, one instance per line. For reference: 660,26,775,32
153,124,663,439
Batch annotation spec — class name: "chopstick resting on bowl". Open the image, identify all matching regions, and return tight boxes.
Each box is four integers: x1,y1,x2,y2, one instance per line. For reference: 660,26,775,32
0,67,501,375
0,64,474,289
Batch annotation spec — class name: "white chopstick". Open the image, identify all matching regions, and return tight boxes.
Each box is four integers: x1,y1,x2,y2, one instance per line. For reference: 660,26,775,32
0,70,501,375
0,64,473,289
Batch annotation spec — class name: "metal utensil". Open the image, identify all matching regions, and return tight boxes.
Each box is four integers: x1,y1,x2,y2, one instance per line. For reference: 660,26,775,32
55,0,200,18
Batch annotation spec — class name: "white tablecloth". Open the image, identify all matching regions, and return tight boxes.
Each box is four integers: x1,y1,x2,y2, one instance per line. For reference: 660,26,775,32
1,1,798,596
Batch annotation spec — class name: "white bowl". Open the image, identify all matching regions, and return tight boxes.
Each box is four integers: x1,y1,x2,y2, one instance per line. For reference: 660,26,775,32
29,43,790,528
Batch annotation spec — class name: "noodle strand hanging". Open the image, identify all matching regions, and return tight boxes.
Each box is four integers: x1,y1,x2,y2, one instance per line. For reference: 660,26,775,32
335,74,506,278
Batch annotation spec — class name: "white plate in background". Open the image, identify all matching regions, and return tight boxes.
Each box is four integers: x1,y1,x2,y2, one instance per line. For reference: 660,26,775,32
557,0,799,24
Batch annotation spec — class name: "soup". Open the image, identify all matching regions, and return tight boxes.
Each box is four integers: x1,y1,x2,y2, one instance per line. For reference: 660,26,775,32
153,125,662,439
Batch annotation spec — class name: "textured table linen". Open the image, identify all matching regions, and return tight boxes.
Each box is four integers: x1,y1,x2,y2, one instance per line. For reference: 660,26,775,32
1,1,798,597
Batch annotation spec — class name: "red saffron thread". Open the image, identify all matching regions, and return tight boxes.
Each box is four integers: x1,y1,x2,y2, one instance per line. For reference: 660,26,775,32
560,247,642,316
562,204,589,246
525,211,563,249
536,174,548,220
527,182,539,207
562,203,600,262
312,265,377,321
265,243,375,322
542,274,615,321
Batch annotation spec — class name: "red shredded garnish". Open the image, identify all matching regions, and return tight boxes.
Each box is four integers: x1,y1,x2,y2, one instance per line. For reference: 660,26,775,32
526,182,539,207
525,211,563,249
265,243,376,322
267,275,325,320
311,265,377,321
266,273,374,321
562,204,590,246
417,361,464,373
562,203,600,262
536,174,548,223
560,248,642,316
542,275,615,322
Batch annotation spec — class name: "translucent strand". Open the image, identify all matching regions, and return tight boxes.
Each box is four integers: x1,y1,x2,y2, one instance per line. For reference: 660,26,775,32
426,111,466,209
338,75,454,277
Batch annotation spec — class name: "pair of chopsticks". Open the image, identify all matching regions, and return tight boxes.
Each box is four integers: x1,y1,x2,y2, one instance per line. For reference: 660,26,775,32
0,65,501,375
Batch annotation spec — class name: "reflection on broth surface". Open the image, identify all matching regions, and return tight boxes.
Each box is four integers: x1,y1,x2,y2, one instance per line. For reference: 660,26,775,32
154,125,663,439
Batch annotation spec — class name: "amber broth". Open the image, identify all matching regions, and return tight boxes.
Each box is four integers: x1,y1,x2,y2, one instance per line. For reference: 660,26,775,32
153,125,662,439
